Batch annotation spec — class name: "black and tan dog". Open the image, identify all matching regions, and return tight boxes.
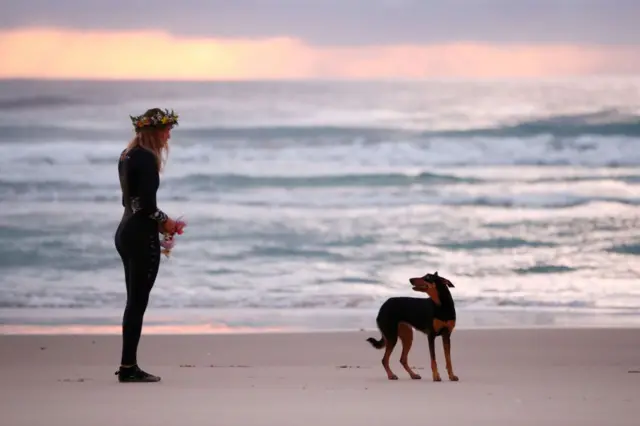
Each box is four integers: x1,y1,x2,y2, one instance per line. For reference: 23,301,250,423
366,271,458,382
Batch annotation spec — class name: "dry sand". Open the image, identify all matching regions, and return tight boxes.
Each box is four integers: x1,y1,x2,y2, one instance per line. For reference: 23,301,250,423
2,328,639,426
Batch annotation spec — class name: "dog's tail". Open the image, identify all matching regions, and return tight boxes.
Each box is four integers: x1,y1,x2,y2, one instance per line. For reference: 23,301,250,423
366,335,386,349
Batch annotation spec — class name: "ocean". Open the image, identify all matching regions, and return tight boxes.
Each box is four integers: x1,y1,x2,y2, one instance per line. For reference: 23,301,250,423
1,77,640,333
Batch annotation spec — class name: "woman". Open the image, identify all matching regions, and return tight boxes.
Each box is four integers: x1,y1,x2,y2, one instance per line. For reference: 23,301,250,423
114,108,182,383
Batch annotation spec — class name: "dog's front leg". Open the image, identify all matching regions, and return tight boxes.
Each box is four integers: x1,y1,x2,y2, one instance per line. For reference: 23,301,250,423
427,333,441,381
442,331,459,381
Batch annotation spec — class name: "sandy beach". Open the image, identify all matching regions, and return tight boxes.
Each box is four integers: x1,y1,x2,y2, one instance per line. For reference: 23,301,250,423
1,327,639,426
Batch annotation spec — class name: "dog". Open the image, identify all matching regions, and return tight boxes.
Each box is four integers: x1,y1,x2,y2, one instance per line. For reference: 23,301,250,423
366,271,458,382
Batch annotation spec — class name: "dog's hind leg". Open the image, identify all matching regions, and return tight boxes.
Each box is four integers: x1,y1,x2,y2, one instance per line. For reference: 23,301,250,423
380,325,399,380
398,322,421,380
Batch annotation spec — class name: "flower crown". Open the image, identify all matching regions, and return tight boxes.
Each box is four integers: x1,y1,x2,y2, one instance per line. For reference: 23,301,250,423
130,109,179,132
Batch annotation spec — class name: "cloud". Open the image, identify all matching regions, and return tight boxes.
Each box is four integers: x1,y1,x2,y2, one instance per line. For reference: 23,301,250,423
2,28,639,80
2,0,640,46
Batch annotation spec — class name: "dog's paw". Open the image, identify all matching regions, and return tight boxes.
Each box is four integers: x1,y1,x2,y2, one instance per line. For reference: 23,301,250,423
410,374,422,380
388,374,399,380
432,374,442,382
448,374,459,382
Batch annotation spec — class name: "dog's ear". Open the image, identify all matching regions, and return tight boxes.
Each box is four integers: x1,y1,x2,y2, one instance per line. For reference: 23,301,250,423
438,274,454,288
433,271,454,287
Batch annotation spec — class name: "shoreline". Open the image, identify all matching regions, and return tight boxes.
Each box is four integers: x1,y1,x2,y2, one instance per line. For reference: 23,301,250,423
4,323,640,336
2,306,640,335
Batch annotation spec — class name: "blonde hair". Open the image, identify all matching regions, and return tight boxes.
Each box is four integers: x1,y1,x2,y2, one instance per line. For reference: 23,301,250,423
124,130,169,172
123,108,172,171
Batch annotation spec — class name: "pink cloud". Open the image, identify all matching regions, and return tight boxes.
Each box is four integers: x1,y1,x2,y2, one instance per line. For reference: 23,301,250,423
1,28,638,80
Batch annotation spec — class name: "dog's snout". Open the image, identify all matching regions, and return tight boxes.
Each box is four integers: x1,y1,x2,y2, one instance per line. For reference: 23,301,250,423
409,277,425,286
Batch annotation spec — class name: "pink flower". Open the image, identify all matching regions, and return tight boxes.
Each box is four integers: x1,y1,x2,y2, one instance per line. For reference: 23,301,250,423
159,215,187,258
160,237,175,250
175,219,187,235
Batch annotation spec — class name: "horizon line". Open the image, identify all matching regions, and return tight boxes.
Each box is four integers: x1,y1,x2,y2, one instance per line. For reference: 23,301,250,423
2,74,640,84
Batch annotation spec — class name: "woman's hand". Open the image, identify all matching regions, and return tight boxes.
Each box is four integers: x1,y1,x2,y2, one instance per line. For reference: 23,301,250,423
160,217,178,235
160,217,187,235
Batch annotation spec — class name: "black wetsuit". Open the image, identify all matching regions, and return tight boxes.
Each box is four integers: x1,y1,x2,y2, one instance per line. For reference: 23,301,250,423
114,146,168,368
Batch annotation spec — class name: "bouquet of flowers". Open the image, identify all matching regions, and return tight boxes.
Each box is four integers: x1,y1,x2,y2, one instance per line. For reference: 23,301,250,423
160,216,187,258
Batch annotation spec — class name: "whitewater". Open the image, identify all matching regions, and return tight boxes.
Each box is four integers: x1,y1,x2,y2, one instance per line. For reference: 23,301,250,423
1,77,640,332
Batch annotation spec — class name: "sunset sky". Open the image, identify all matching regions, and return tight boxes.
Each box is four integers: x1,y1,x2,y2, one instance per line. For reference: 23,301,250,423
2,0,639,80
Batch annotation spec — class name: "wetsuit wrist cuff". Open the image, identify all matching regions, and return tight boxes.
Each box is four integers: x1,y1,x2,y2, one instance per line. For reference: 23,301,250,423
150,210,168,223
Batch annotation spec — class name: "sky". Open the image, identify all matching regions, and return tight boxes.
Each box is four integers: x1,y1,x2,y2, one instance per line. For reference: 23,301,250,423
1,0,639,80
